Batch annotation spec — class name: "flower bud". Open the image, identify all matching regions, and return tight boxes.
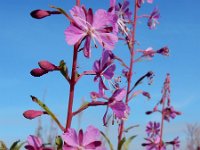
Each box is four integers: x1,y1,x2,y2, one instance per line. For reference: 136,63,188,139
23,110,46,119
38,60,58,71
30,10,51,19
30,68,48,77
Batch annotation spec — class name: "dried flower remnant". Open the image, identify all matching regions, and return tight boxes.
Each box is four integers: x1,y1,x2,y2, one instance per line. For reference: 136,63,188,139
62,126,105,150
137,0,153,8
148,7,160,29
65,6,118,57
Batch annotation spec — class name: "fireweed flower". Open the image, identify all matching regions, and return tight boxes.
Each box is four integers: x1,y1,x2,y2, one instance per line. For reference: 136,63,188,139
163,106,181,122
65,6,118,58
25,135,53,150
142,136,166,150
137,0,153,8
105,88,129,122
93,50,116,96
109,0,132,35
62,126,105,150
146,121,160,137
148,7,160,29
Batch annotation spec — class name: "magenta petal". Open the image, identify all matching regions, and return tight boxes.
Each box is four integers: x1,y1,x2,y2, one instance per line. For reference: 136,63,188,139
95,32,118,50
103,64,116,79
65,25,86,45
99,77,108,96
27,135,42,148
85,141,101,149
23,110,45,120
62,128,79,147
83,36,91,58
93,60,100,73
93,9,111,29
87,8,93,25
82,126,101,146
24,145,35,150
109,101,126,119
70,6,87,29
111,88,126,101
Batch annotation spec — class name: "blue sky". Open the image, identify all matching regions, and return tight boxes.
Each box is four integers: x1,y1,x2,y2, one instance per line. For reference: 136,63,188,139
0,0,200,149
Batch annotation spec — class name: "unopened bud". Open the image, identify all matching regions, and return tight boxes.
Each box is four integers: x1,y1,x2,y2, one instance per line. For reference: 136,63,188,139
157,46,169,56
30,68,48,77
23,110,47,119
38,60,58,71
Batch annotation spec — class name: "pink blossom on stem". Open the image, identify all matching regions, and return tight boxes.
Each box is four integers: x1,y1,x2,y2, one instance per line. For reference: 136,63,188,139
163,106,181,122
108,88,129,120
142,136,166,150
166,137,180,150
23,110,47,120
146,121,160,137
62,126,105,150
65,6,118,58
93,50,116,96
148,7,160,29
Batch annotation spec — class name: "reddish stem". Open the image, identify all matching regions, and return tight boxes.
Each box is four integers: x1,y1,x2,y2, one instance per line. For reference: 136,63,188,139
65,43,79,130
118,0,138,144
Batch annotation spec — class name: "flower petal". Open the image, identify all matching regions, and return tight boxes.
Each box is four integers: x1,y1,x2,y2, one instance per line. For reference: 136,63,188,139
103,64,116,80
62,128,79,147
111,88,126,101
27,135,42,148
109,101,127,119
82,126,101,146
65,25,86,45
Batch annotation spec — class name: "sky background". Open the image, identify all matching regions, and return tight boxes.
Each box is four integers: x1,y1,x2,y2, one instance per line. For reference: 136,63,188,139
0,0,200,149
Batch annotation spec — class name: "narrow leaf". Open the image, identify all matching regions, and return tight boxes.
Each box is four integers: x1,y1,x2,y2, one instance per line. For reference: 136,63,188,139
117,137,126,150
123,135,137,150
100,131,114,150
10,140,20,150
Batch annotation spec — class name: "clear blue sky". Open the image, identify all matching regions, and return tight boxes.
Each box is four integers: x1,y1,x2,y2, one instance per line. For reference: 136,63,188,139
0,0,200,149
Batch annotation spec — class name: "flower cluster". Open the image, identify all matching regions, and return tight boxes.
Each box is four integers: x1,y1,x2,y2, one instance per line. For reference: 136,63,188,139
143,74,181,150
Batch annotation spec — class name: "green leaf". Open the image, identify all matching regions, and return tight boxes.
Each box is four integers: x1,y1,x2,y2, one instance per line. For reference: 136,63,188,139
10,140,23,150
123,135,137,150
59,60,70,82
117,137,126,150
123,125,139,133
100,131,114,150
0,140,7,150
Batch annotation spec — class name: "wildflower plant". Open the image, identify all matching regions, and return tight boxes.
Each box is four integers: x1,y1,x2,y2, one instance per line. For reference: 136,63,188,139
10,0,181,150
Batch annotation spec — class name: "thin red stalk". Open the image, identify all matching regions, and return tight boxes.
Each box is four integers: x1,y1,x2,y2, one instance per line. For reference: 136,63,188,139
159,98,166,149
65,44,79,131
76,0,80,6
118,0,138,144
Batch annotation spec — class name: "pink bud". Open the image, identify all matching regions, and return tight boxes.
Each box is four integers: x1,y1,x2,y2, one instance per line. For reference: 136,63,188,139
30,10,51,19
38,60,58,71
30,68,48,77
30,10,61,19
23,110,47,119
142,91,151,99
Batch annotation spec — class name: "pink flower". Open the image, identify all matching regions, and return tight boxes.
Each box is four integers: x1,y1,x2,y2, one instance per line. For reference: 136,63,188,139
166,137,180,150
25,135,53,150
93,50,116,96
146,121,160,137
65,6,118,58
108,88,129,120
148,7,160,29
137,0,153,8
62,126,105,150
142,136,166,150
163,106,181,122
23,110,47,120
30,10,61,19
